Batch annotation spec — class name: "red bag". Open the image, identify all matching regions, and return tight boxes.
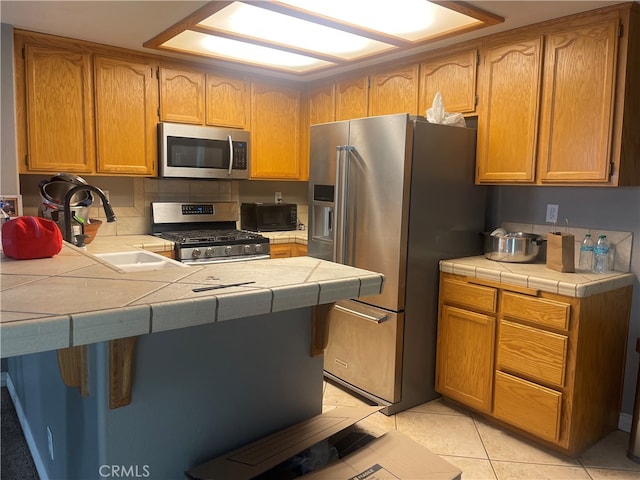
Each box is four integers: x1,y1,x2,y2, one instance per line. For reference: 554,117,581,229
2,216,63,260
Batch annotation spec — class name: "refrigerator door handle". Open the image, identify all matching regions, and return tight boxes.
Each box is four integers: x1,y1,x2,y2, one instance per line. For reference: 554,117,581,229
334,304,389,324
334,146,348,263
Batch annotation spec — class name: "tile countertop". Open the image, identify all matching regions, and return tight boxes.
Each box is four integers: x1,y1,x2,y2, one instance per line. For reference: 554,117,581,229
258,230,308,245
440,256,635,298
0,242,383,358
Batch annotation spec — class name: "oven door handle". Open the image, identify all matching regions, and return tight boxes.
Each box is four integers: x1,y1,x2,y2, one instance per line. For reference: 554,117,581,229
227,135,233,176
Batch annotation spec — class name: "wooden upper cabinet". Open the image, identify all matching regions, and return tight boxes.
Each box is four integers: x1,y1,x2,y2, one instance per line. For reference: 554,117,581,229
300,83,335,181
476,5,639,186
369,64,419,116
23,44,95,173
476,37,543,183
335,76,369,121
159,67,205,124
206,74,249,129
537,18,619,183
94,56,158,175
419,50,478,115
250,82,301,179
308,84,336,125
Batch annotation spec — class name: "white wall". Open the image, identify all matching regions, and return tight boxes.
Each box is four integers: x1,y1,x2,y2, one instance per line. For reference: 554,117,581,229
1,23,19,195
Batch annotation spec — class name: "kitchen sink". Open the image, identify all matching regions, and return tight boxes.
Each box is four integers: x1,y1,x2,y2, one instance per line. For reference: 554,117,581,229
93,250,188,272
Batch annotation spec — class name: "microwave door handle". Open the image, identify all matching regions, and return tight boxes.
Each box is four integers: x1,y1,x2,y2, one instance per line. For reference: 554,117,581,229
227,135,233,176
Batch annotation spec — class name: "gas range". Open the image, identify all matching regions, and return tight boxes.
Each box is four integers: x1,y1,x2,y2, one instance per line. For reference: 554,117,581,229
151,202,270,265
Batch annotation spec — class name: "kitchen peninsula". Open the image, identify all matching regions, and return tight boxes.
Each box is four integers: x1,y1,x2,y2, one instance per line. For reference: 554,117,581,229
1,242,384,479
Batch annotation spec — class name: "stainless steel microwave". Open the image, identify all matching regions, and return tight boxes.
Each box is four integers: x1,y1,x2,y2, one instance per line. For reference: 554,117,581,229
158,123,250,179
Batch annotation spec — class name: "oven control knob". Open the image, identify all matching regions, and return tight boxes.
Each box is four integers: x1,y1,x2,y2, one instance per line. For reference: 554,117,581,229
224,246,233,255
192,248,202,258
255,244,264,253
243,245,252,254
205,247,215,257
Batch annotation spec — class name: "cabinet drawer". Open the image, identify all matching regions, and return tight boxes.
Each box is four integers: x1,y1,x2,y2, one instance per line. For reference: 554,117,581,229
441,278,497,313
498,320,567,387
502,292,570,330
324,301,402,403
494,371,562,443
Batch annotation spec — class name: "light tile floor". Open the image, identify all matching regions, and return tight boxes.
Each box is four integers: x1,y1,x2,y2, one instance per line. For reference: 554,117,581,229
322,380,640,480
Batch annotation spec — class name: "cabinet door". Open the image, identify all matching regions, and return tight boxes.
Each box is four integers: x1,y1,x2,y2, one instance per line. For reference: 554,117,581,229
300,84,335,181
436,305,495,413
159,67,205,124
476,37,543,183
24,44,94,173
94,56,157,175
270,244,292,258
206,74,249,129
537,19,619,183
293,244,307,256
335,76,369,121
419,50,478,115
251,83,301,179
308,84,336,125
369,64,419,116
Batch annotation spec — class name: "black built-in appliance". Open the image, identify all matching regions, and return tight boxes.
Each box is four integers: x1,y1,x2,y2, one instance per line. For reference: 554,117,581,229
151,202,269,264
240,202,297,232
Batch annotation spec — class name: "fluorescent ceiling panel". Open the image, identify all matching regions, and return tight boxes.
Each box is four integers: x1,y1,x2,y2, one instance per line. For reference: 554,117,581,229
162,30,334,73
147,0,502,75
278,0,481,41
198,2,395,60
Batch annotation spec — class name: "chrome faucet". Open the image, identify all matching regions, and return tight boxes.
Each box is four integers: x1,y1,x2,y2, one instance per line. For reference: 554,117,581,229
62,185,116,244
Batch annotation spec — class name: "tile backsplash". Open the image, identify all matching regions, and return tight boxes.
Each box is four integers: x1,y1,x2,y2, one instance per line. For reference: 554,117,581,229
19,175,308,237
502,221,633,273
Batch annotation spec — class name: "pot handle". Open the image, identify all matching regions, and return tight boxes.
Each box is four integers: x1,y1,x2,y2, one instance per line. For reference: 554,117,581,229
534,238,547,246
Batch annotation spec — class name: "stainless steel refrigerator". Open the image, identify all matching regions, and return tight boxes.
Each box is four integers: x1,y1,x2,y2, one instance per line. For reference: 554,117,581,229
308,113,486,415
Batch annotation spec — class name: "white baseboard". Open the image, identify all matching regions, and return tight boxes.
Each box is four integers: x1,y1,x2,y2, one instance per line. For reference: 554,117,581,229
619,412,633,433
4,374,50,480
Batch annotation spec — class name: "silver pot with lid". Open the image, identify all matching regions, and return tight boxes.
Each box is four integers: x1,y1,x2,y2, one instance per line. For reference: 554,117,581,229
39,173,93,208
483,230,545,263
38,173,93,229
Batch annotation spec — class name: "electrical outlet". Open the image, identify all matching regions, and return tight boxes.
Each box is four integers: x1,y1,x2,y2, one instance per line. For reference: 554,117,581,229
47,426,54,460
275,192,282,204
98,190,110,206
546,204,559,223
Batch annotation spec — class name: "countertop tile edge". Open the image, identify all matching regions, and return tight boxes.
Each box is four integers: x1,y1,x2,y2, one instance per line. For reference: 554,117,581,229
1,315,71,358
72,305,151,346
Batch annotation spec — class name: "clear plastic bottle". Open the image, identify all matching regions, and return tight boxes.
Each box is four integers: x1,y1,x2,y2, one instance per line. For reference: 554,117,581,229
0,201,10,224
578,234,594,271
593,235,609,273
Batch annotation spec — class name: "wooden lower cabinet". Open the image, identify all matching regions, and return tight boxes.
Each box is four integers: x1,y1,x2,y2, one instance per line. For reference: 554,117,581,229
436,272,632,455
269,243,307,259
436,304,495,413
494,371,562,443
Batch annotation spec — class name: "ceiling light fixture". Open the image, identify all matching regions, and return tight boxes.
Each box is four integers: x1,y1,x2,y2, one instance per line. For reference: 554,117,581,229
144,0,503,76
